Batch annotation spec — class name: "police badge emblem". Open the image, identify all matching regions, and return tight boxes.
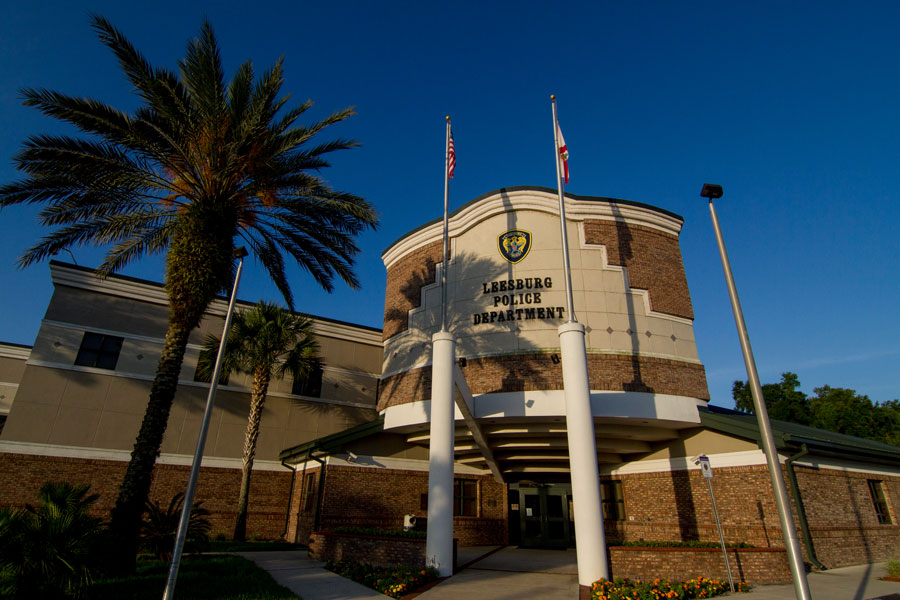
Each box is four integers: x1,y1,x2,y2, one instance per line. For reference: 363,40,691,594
498,229,532,264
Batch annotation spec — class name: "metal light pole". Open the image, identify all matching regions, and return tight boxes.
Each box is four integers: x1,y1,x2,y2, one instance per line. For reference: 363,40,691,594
162,246,249,600
701,184,812,600
697,455,734,592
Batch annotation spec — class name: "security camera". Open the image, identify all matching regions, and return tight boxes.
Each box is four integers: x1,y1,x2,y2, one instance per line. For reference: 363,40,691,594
346,451,358,463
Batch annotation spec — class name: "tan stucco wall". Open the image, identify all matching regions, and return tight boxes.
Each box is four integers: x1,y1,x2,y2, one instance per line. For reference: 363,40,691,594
1,266,383,461
636,428,759,462
0,349,29,414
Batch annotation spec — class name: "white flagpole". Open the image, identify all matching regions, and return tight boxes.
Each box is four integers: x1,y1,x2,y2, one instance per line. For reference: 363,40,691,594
440,116,451,332
551,94,609,591
425,116,456,576
551,96,576,323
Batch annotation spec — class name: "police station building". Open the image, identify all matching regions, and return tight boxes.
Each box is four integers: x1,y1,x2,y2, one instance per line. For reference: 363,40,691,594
1,186,899,585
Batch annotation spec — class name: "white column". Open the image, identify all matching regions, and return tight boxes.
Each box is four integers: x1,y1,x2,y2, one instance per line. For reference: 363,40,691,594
559,321,609,586
425,331,456,577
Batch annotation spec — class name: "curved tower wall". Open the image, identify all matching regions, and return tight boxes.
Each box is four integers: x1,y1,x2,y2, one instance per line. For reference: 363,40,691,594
379,187,708,413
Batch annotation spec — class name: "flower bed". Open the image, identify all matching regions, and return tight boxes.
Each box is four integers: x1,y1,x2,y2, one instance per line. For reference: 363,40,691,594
591,576,749,600
325,559,439,598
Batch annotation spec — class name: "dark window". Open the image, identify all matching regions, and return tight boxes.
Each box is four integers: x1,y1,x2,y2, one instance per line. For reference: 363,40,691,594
304,473,317,512
292,366,323,397
868,480,893,524
600,480,625,521
74,332,123,370
453,479,478,517
420,493,429,511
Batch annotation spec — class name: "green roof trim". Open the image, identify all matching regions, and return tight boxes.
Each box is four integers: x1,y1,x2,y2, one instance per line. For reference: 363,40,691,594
279,416,385,463
699,406,900,465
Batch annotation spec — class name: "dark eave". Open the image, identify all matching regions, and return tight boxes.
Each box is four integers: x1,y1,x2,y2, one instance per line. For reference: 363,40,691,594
279,416,385,463
699,405,900,465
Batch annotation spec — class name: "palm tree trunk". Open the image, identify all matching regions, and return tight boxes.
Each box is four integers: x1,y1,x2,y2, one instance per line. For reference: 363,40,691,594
233,369,270,541
108,319,193,574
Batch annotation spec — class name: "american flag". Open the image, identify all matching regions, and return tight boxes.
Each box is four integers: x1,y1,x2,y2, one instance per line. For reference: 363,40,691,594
447,128,456,179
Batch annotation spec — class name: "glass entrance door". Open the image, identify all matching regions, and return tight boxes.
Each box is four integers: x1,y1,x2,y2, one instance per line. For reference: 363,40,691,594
518,484,571,549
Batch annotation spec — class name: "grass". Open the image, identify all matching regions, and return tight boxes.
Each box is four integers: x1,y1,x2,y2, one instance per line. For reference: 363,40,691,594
86,556,300,599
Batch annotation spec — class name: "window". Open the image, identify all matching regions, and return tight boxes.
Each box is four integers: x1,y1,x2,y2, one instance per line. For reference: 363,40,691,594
600,480,625,521
868,480,893,525
292,366,323,397
303,473,317,512
74,332,123,370
453,479,478,517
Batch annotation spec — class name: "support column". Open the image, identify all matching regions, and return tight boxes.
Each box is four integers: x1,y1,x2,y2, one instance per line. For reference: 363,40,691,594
425,331,456,576
559,322,608,589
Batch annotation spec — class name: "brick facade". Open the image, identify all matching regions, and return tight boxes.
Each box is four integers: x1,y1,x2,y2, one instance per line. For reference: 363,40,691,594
378,352,709,410
609,546,790,585
583,219,693,319
383,240,443,340
0,453,292,540
794,464,900,568
308,531,428,568
289,464,507,547
605,463,900,569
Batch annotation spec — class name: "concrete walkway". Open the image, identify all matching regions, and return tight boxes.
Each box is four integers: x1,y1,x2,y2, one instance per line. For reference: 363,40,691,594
240,548,900,600
743,562,900,599
236,551,384,600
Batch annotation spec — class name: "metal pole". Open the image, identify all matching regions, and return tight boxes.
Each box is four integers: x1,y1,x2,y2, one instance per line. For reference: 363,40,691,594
440,116,451,332
550,95,576,323
705,475,735,591
551,95,608,591
162,247,248,600
707,198,812,600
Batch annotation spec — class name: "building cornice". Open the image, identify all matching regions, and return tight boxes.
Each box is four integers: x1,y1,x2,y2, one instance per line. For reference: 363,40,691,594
382,187,685,268
48,262,383,347
0,344,31,360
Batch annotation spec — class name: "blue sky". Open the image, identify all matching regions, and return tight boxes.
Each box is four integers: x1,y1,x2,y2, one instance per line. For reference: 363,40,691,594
2,1,899,407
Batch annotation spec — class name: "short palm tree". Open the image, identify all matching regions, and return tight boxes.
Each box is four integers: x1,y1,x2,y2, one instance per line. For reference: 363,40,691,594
0,17,376,572
197,301,320,541
0,482,104,599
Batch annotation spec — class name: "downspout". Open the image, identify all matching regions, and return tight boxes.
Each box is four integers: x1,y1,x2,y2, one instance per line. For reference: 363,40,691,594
310,454,327,532
785,444,826,570
280,460,296,538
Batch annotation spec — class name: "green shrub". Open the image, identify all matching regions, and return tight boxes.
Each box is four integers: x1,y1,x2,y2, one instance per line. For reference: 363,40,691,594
331,526,426,539
140,493,211,560
325,559,439,598
888,557,900,578
0,482,105,599
614,539,755,549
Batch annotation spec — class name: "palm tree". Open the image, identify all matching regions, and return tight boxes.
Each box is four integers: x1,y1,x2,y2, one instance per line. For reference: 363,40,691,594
197,301,320,541
0,17,376,572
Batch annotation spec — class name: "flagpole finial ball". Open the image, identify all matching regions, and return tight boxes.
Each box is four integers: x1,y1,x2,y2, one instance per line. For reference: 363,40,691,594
550,94,556,100
446,116,450,121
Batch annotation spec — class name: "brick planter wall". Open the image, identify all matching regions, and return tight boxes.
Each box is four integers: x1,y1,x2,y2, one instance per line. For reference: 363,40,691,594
292,464,507,547
309,531,437,569
609,546,790,585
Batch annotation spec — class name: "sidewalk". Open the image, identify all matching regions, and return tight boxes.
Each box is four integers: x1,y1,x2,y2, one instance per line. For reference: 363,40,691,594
741,562,900,599
241,548,900,600
236,551,384,600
